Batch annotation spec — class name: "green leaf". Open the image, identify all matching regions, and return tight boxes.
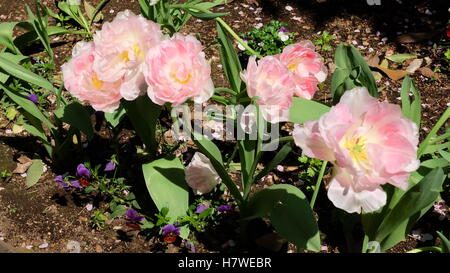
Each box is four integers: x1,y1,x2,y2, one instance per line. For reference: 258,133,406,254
254,141,293,182
109,205,127,219
244,184,320,252
400,75,421,127
331,44,378,102
26,159,44,188
142,157,189,224
437,231,450,253
122,96,161,157
25,4,54,62
0,53,56,92
5,107,17,120
385,53,417,63
186,10,228,21
238,139,255,193
104,106,126,128
0,82,54,130
191,132,244,205
61,102,94,141
374,168,445,244
216,21,242,92
0,21,27,54
289,97,330,124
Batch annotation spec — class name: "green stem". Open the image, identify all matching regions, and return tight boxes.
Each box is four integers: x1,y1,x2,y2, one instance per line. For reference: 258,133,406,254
214,87,237,95
225,142,239,169
418,106,450,156
310,161,327,209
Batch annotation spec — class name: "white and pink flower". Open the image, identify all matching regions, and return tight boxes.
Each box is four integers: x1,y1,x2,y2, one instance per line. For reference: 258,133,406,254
277,41,327,99
62,41,122,112
92,10,164,101
293,87,419,213
143,34,214,106
185,152,222,195
240,56,295,123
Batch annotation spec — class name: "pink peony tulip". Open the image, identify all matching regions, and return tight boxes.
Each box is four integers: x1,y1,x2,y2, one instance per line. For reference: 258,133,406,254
92,10,164,101
277,41,327,99
185,152,221,195
143,34,214,106
62,41,122,112
293,87,419,213
240,56,295,123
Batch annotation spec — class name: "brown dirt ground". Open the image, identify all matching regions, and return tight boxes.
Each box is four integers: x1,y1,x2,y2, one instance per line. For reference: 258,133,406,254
0,0,449,253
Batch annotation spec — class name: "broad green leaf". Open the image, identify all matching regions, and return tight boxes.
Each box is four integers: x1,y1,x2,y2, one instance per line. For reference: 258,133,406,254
331,44,378,102
385,53,417,63
186,10,228,20
61,102,94,141
0,21,26,54
122,96,161,157
104,106,126,128
437,231,450,253
5,107,17,120
0,82,54,129
400,75,421,127
421,157,449,168
254,141,293,182
238,139,255,192
374,168,445,243
23,123,48,143
289,97,330,124
26,159,44,188
142,157,189,225
109,205,127,219
25,4,53,62
244,184,320,252
193,0,226,10
216,21,242,92
0,54,56,92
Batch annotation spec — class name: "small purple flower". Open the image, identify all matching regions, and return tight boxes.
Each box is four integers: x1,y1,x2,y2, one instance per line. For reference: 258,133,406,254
185,241,196,253
71,180,82,189
104,161,116,172
195,204,209,214
217,204,232,212
278,26,287,33
54,175,69,190
76,164,91,179
125,209,144,223
162,224,180,236
27,94,38,104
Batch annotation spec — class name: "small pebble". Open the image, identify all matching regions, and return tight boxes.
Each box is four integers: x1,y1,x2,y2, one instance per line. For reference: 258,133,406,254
285,5,293,11
39,243,48,249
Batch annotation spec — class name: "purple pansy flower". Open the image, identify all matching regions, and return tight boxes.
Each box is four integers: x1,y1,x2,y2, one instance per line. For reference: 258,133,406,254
217,204,232,212
125,209,144,223
278,26,287,33
162,224,180,236
184,241,196,253
27,94,38,104
195,204,209,214
104,161,116,172
76,164,91,179
71,180,82,189
54,175,69,190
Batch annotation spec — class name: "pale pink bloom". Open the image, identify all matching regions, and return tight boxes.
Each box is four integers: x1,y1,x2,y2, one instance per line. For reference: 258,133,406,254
293,87,419,213
241,56,295,123
277,41,327,99
185,152,221,195
92,10,163,101
143,34,214,106
62,41,122,112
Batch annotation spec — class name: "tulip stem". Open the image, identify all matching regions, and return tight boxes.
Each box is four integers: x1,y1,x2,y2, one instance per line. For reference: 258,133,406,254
310,160,328,209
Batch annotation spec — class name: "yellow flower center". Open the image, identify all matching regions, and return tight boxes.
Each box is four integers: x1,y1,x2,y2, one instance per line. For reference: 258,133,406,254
343,136,368,162
120,50,130,62
172,73,192,84
91,73,103,90
133,44,144,60
287,62,298,72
